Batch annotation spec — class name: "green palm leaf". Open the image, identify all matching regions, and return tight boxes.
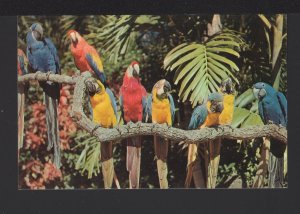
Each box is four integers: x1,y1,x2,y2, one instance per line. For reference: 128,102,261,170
164,30,244,106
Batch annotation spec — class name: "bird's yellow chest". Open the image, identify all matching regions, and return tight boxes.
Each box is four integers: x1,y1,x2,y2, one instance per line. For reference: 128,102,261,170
152,98,171,125
90,92,116,128
219,94,235,125
201,112,221,128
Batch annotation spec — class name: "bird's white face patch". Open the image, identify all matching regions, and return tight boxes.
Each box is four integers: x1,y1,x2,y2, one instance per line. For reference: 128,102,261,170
133,64,140,75
253,88,260,99
70,32,77,43
127,66,133,77
157,87,164,95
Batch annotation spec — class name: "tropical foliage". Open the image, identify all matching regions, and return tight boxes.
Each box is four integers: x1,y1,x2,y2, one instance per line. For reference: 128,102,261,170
18,14,287,189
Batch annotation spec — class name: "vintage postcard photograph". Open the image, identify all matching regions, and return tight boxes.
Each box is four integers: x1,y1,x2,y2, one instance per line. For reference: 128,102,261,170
17,14,287,189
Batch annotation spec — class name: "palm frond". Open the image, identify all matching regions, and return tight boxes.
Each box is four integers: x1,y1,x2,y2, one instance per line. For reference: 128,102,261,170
164,30,245,107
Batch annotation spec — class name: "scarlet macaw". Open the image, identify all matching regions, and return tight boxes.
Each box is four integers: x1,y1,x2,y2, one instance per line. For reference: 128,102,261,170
253,82,287,187
185,92,224,188
67,30,106,83
86,78,118,188
119,61,147,188
146,79,175,189
17,49,28,150
26,23,61,168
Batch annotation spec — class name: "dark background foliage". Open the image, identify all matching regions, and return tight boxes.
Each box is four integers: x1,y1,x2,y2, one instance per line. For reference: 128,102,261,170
17,14,287,189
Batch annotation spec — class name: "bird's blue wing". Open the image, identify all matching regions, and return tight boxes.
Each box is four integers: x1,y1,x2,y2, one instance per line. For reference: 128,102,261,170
106,88,118,120
44,38,60,74
119,95,125,123
258,101,265,124
168,93,176,124
188,104,208,130
142,95,148,122
277,92,287,126
86,53,106,83
18,55,28,75
26,46,36,71
145,94,153,123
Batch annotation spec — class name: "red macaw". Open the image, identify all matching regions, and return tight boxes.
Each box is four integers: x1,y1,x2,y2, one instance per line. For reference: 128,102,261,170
67,30,106,83
119,61,147,189
17,49,28,150
146,79,175,189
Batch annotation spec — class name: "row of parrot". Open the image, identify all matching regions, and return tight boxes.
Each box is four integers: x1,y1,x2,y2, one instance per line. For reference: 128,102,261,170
17,22,287,189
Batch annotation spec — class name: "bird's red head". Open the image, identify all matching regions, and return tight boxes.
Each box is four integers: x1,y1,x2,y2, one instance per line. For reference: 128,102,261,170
126,61,140,78
67,30,81,45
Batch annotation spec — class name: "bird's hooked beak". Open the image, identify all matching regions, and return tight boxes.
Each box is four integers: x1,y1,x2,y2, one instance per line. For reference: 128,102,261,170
69,32,78,44
30,23,43,40
210,100,224,113
221,78,234,94
86,78,101,96
132,63,140,78
253,87,266,99
163,80,172,93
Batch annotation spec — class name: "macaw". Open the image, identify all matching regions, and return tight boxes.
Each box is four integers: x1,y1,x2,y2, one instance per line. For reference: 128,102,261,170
17,49,28,150
146,79,175,189
207,78,236,188
86,78,118,189
26,23,61,168
185,92,224,188
67,30,106,83
119,61,147,189
253,82,287,188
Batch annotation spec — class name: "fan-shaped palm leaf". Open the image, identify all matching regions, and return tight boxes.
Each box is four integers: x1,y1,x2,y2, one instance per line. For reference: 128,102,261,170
164,30,245,106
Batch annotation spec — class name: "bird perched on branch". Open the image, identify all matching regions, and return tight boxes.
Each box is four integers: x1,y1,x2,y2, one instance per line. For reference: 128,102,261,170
26,23,61,168
185,92,224,188
17,49,28,151
119,61,147,189
207,78,235,188
86,78,118,189
67,30,106,84
146,79,175,189
253,82,287,188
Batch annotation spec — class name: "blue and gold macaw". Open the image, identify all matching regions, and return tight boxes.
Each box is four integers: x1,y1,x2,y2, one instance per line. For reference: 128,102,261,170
26,23,61,168
206,78,236,188
185,92,224,188
17,49,28,151
146,79,175,189
86,78,118,188
253,82,287,188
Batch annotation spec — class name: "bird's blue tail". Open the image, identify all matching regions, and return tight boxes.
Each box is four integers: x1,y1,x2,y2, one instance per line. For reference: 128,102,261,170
43,81,61,168
268,139,286,187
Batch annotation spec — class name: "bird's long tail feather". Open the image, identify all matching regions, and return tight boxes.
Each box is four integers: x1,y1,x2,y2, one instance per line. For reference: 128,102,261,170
126,136,141,189
154,136,168,189
207,139,221,188
18,84,25,150
185,143,207,188
185,143,197,188
101,141,114,189
44,92,61,168
268,139,286,188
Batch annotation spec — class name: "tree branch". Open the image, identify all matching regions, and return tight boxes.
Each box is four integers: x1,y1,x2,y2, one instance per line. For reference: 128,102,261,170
17,73,288,145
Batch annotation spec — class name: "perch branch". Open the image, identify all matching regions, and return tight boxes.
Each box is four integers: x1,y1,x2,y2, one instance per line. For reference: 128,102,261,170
18,72,78,85
18,73,288,145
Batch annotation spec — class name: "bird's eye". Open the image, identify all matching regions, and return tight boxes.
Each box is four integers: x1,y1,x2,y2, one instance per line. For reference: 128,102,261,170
262,83,265,87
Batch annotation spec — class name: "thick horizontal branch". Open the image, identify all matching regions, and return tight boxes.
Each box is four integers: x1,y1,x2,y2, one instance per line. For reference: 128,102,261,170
69,76,287,144
18,72,78,85
18,73,288,145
